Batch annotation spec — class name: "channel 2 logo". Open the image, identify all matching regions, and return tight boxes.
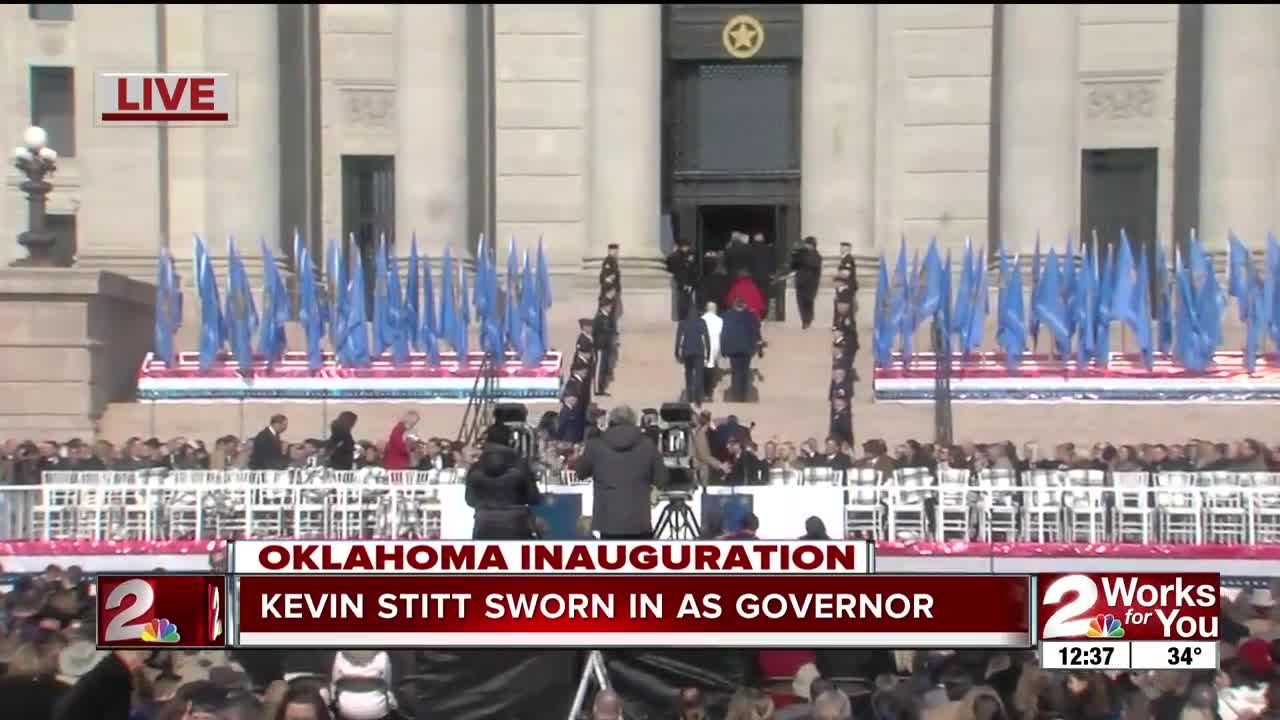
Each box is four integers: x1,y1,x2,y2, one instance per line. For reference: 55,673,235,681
1037,573,1220,642
97,575,227,649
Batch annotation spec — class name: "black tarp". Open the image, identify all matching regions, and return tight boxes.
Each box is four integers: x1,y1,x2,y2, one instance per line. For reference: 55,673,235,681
405,649,579,720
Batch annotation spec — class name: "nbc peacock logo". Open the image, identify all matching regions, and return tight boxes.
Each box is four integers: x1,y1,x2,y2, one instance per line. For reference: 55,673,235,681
1086,613,1124,638
140,619,181,644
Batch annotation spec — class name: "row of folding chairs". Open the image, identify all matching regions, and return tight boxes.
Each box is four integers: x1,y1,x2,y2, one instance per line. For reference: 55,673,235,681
841,467,1280,544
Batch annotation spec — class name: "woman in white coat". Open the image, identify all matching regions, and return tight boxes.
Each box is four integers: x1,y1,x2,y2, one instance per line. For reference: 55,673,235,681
700,302,723,404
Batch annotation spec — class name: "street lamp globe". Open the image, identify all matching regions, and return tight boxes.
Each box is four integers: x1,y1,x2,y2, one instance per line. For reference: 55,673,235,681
23,125,48,152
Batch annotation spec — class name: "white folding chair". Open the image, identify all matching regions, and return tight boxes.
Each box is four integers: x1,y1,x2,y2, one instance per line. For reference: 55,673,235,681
885,467,933,541
1199,471,1248,544
842,468,882,539
1023,469,1065,542
977,468,1020,542
1243,472,1280,543
935,467,973,541
1111,471,1152,544
1153,471,1201,544
1063,469,1108,542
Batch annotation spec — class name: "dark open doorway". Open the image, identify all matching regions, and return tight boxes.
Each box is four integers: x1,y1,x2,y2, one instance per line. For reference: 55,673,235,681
1081,148,1158,259
697,204,790,320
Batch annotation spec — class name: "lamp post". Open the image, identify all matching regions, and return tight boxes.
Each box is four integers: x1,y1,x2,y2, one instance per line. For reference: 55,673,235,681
12,125,60,267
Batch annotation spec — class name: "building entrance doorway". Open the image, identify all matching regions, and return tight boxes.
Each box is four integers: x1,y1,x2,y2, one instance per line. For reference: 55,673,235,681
697,203,791,319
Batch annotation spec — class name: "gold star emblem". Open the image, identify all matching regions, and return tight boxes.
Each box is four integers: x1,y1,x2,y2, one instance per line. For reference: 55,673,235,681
722,14,764,60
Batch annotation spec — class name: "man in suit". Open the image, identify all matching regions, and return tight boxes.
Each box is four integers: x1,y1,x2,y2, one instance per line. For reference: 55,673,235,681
574,405,669,539
791,236,822,329
249,414,288,470
664,239,698,321
749,232,776,319
720,297,762,402
674,306,711,405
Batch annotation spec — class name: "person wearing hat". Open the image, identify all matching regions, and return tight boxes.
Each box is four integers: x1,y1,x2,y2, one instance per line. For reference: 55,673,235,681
592,301,617,397
1246,588,1278,640
791,236,823,329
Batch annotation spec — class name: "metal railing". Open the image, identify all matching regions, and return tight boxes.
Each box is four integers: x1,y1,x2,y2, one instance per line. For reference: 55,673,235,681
0,467,1277,544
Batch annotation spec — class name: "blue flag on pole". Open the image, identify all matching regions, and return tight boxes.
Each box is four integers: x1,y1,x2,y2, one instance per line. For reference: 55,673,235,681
371,236,391,357
873,255,892,368
458,258,471,364
194,235,225,371
406,236,420,353
1073,243,1096,367
1132,248,1153,369
1228,232,1250,321
225,240,256,374
997,251,1026,369
1034,249,1070,357
340,244,370,367
419,254,441,367
439,246,460,356
257,238,289,367
1095,242,1116,368
297,242,325,371
950,239,973,344
387,246,410,366
536,238,552,351
1029,234,1042,347
326,237,346,354
520,251,544,367
1267,234,1280,350
153,248,177,367
1155,242,1173,354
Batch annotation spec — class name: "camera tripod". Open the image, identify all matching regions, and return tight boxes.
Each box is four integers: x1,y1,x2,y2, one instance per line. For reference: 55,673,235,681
653,495,701,540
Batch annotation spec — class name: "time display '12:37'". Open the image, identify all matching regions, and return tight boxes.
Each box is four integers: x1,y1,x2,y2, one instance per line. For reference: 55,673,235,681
1058,645,1115,667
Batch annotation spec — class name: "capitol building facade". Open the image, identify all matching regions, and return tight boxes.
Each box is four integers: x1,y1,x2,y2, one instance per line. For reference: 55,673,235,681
0,4,1267,319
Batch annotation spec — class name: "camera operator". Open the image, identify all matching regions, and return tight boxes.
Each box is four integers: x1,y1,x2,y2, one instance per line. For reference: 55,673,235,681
465,424,543,539
574,405,669,540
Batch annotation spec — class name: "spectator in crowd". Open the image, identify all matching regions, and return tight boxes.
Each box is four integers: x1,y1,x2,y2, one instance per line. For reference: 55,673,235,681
574,405,669,540
382,411,419,471
1246,589,1277,641
2,637,69,720
330,649,398,720
273,681,332,720
250,414,290,471
464,424,543,540
726,687,774,720
53,648,146,720
325,412,359,471
592,688,623,720
725,437,766,485
800,516,830,540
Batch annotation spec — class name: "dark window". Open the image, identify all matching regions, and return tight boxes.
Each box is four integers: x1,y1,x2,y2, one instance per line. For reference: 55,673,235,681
341,155,395,315
673,62,799,173
46,213,77,265
31,66,75,157
29,4,73,20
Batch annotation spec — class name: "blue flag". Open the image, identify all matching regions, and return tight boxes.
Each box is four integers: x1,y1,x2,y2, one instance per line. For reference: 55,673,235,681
339,244,370,367
1095,242,1116,367
194,235,225,371
458,259,471,364
536,238,552,349
1073,244,1096,367
520,251,544,367
1034,249,1070,357
950,239,973,342
153,248,178,367
257,238,289,367
225,239,257,374
371,236,391,357
1132,248,1153,369
997,251,1026,369
1228,232,1250,321
939,249,953,355
916,237,944,321
387,247,410,366
1267,234,1280,350
1029,234,1042,347
1155,242,1173,354
1174,261,1208,372
965,248,988,355
419,254,441,367
406,236,420,353
439,246,460,356
873,255,892,368
1063,235,1078,341
297,242,325,371
326,237,347,354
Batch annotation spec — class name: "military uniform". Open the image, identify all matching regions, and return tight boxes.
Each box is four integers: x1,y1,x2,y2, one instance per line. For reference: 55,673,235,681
829,243,859,446
557,320,595,442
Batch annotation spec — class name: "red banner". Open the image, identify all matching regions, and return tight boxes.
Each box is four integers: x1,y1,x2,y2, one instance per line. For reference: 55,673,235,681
233,574,1031,648
1037,573,1220,642
96,574,227,649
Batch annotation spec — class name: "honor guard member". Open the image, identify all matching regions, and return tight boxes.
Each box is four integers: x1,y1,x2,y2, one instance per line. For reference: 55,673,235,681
790,236,823,329
593,301,618,396
834,241,858,318
664,238,699,321
829,397,853,446
600,243,622,298
572,316,596,391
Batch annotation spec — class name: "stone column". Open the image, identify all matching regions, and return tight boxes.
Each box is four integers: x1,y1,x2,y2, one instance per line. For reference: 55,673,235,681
397,4,470,256
997,4,1079,253
587,4,661,272
1198,5,1280,251
801,4,876,259
204,4,280,255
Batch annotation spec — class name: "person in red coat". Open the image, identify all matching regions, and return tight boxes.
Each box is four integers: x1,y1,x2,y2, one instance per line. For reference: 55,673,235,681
724,269,766,320
382,410,420,470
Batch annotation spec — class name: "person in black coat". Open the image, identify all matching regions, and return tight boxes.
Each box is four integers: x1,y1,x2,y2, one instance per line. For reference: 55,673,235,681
465,424,543,539
664,239,698,321
574,405,670,539
248,414,289,470
52,650,140,720
324,411,358,470
791,236,822,329
748,232,776,318
592,301,617,396
674,307,711,405
720,297,762,402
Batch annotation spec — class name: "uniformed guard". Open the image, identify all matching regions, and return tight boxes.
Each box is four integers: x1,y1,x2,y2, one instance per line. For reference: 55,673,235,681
593,301,617,396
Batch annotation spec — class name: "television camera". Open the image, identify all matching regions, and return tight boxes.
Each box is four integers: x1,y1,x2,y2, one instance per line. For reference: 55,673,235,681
651,402,701,539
